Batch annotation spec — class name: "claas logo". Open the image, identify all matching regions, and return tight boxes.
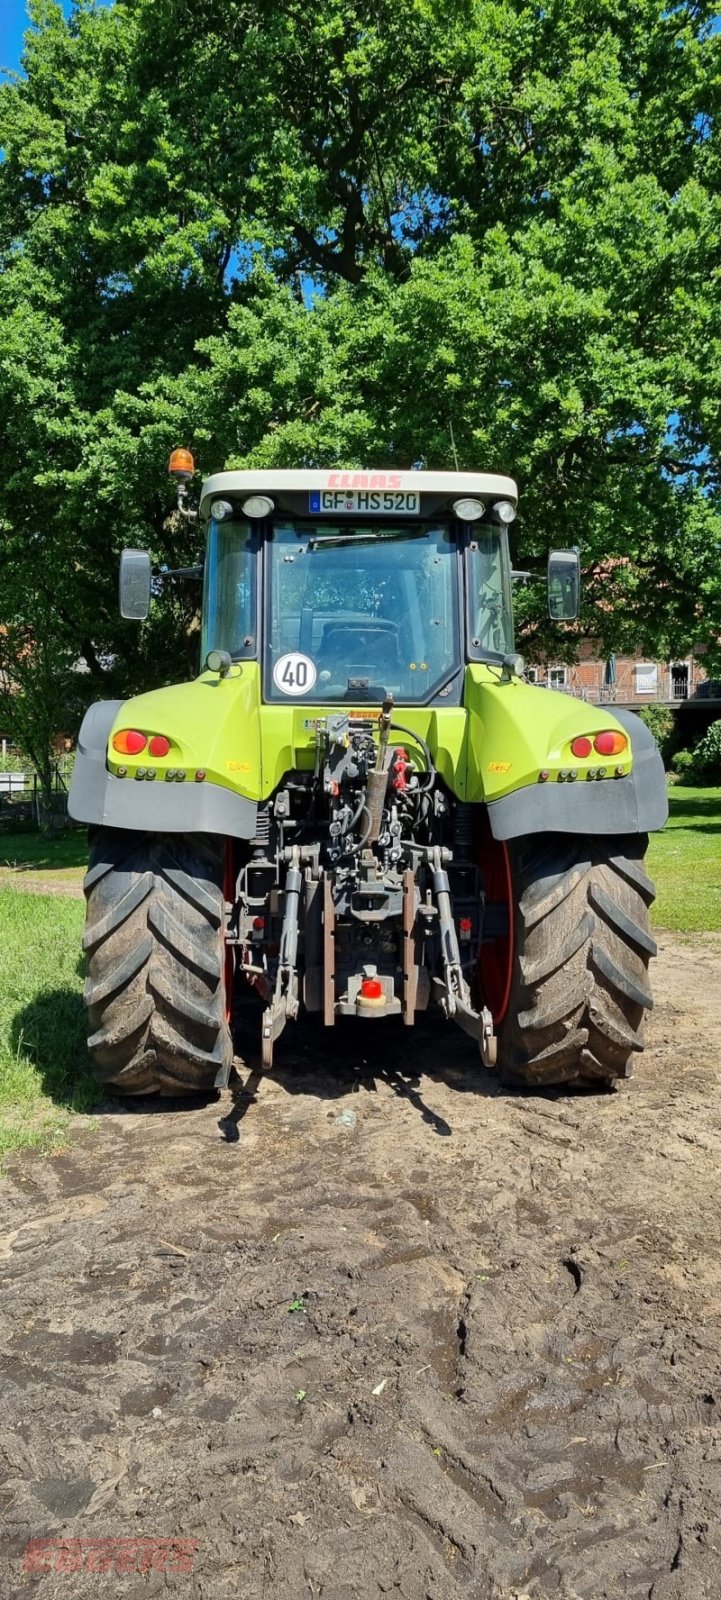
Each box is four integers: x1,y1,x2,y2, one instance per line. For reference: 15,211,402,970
325,472,403,490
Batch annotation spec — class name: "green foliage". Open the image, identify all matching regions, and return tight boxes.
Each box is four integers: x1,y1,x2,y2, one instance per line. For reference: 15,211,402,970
637,705,677,765
681,719,721,785
0,0,720,714
671,747,696,777
0,606,90,831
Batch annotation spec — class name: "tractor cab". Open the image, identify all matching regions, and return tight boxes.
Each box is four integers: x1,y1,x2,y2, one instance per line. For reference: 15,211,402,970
120,466,582,695
198,469,518,705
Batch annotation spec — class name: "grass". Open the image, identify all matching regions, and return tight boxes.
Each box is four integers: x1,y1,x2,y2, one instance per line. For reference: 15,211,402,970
0,886,96,1166
0,827,87,885
647,786,721,932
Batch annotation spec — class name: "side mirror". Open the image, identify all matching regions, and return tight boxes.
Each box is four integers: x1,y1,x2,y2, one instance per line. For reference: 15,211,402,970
548,549,580,621
119,549,151,620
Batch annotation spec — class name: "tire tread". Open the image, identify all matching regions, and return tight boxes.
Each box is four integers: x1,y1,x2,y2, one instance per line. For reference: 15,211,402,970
82,831,232,1096
498,832,656,1089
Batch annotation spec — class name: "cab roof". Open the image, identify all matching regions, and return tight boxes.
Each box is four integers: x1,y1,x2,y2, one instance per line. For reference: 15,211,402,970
199,468,518,519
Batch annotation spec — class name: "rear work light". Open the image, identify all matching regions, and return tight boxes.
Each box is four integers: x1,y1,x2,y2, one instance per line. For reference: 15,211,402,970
112,730,147,756
242,494,274,519
453,497,485,523
148,735,171,757
594,730,627,756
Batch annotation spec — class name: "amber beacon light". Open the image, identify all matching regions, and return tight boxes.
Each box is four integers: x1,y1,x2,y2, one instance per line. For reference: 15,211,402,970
168,448,195,482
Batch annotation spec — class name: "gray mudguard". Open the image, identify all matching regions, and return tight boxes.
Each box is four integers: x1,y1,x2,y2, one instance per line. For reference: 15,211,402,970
487,708,668,840
68,700,258,839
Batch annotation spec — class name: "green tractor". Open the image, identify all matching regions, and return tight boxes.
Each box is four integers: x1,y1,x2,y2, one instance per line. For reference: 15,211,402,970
69,459,667,1095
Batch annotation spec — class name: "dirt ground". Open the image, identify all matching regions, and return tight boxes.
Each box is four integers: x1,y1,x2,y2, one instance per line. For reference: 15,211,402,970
2,934,721,1600
0,875,84,899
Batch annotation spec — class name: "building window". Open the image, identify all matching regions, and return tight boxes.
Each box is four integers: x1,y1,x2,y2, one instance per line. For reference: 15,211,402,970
526,667,538,684
549,667,567,688
635,664,658,695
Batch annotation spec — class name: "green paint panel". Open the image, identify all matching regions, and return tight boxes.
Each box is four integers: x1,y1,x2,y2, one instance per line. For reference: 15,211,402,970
107,664,635,805
108,669,263,798
463,667,633,800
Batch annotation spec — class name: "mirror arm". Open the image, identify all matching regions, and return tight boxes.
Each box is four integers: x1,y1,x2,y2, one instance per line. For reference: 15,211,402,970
153,564,203,580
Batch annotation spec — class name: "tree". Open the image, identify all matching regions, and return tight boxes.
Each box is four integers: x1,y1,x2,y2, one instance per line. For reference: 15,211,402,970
0,0,720,724
0,614,85,832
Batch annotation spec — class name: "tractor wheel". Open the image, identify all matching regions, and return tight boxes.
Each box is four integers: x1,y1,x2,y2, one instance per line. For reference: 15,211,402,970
82,829,233,1096
496,833,657,1089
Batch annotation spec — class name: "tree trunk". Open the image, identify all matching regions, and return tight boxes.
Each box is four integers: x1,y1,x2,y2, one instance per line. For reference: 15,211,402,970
36,763,60,837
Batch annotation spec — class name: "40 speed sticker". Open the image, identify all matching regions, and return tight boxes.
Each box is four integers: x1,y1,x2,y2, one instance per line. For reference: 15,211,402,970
272,651,317,696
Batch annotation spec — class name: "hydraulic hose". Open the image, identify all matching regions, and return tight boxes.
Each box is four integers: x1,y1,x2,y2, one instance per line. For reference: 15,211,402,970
341,788,367,838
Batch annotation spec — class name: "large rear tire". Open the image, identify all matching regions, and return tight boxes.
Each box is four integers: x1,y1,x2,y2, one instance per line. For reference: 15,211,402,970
497,833,657,1088
82,829,232,1096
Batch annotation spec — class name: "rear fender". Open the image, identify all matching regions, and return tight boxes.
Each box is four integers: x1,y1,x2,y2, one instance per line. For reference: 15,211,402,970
69,698,258,839
486,706,668,839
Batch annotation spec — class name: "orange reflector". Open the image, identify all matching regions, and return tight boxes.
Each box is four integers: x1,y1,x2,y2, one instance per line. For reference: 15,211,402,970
571,736,592,759
360,977,383,1000
168,447,195,479
594,730,627,756
112,729,146,756
148,735,170,757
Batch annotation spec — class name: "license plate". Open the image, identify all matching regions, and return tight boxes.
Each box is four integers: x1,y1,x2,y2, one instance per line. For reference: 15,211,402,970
309,490,420,516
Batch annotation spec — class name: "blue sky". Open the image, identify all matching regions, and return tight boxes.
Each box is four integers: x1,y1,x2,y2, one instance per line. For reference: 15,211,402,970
1,1,73,75
0,1,33,74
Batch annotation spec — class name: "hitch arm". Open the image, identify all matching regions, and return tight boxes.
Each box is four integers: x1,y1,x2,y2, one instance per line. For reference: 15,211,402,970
427,847,497,1068
261,851,302,1068
427,847,465,1017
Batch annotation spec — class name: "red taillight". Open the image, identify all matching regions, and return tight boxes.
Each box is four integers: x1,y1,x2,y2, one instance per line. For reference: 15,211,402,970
360,977,383,1000
594,730,627,756
148,735,170,757
112,729,147,756
571,736,593,759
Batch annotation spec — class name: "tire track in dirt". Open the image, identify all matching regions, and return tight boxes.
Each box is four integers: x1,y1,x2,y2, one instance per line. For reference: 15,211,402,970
1,936,721,1598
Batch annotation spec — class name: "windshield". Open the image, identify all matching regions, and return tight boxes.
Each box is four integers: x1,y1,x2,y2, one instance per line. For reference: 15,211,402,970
201,520,257,660
265,523,460,703
467,524,515,657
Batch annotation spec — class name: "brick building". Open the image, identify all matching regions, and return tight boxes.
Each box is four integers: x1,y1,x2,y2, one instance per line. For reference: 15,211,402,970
529,644,717,707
